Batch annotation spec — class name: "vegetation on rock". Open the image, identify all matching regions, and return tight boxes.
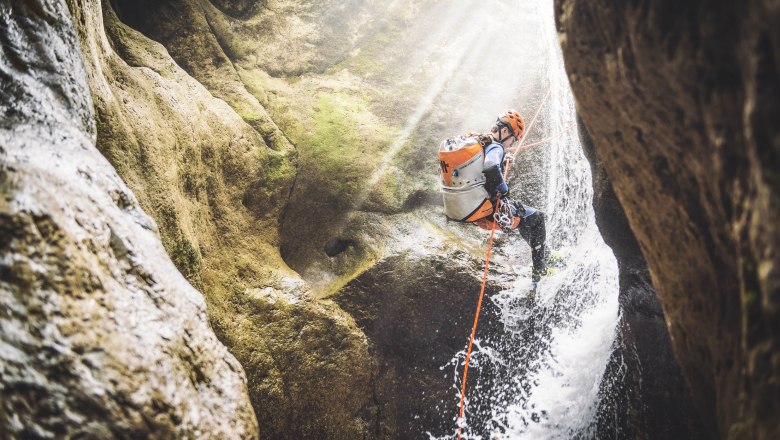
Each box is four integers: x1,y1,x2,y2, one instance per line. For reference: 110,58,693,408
1,1,258,437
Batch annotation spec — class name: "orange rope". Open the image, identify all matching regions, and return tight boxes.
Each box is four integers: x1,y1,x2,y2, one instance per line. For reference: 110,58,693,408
514,88,551,154
456,89,552,439
506,122,577,153
456,219,497,439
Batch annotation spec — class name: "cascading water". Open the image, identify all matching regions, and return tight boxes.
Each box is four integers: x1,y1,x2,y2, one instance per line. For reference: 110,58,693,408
431,1,620,438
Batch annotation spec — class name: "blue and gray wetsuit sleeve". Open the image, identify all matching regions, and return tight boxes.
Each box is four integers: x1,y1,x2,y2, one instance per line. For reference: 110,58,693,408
484,143,509,195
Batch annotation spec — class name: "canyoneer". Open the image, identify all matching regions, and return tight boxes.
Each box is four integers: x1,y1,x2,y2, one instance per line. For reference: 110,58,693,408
439,110,548,283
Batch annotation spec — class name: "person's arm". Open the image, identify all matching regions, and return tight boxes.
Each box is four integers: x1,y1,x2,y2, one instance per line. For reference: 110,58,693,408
483,143,508,198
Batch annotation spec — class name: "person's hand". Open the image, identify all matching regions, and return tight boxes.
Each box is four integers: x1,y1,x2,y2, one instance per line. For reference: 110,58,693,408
496,181,509,197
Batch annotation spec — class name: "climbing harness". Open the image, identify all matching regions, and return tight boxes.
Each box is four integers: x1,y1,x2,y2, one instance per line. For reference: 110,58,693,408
493,199,515,230
456,88,552,440
477,197,519,231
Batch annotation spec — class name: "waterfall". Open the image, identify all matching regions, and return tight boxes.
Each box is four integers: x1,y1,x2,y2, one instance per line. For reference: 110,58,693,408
432,1,620,438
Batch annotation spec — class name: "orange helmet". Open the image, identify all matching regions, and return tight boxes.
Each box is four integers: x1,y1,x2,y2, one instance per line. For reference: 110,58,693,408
497,109,525,138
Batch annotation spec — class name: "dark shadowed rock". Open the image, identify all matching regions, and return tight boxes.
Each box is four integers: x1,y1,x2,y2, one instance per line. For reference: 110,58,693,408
113,0,393,77
579,119,710,439
557,1,780,438
333,249,508,438
0,1,258,438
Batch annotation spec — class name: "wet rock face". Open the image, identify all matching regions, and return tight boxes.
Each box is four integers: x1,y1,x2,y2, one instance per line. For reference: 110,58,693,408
579,122,708,439
64,1,378,438
333,250,506,437
0,1,258,438
114,0,388,77
557,0,779,438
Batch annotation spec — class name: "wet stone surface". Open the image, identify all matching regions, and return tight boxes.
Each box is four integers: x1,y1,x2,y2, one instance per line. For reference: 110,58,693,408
0,1,258,438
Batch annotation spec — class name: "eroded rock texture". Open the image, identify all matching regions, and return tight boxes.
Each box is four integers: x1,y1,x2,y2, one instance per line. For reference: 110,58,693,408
580,121,708,439
557,1,779,438
62,1,378,438
113,0,392,77
0,1,258,438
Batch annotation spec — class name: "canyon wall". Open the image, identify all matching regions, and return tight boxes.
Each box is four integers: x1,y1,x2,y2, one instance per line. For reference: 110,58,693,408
5,0,772,438
580,121,709,439
0,1,257,437
52,0,500,437
557,0,779,438
66,0,380,437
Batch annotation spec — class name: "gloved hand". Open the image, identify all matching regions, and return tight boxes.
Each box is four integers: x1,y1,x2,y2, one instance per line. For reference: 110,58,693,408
513,198,526,216
497,182,509,197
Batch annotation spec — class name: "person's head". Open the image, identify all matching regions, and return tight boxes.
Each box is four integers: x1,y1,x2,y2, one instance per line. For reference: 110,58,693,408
491,109,525,147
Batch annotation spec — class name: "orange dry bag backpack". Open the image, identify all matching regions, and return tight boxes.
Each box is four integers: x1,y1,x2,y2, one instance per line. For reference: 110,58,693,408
438,134,494,222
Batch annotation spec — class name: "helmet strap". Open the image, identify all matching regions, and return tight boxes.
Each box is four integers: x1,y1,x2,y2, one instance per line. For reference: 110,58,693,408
494,120,515,144
498,127,515,144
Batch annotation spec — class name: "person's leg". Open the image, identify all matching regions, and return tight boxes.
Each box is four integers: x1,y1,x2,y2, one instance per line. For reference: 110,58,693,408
516,208,547,281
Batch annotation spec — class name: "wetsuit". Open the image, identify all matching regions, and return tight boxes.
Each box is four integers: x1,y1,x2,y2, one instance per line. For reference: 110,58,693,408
478,141,548,280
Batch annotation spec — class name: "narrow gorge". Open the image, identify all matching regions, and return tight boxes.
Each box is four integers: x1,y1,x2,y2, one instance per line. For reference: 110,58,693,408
1,0,777,439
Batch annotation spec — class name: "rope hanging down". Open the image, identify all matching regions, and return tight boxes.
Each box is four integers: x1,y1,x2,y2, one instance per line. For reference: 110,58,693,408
456,88,552,440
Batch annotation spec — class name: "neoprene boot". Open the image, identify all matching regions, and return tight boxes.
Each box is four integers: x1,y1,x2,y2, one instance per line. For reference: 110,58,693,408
517,211,547,283
531,244,547,283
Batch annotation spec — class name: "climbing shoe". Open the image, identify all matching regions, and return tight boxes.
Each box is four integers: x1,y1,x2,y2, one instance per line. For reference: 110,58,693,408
532,271,542,285
546,249,566,268
532,265,556,285
532,261,547,284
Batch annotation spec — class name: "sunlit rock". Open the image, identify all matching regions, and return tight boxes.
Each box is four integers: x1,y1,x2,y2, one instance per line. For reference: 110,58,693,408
0,1,257,437
65,0,379,438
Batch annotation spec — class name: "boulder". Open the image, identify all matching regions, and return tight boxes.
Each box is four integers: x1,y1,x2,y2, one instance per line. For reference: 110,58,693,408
334,249,506,436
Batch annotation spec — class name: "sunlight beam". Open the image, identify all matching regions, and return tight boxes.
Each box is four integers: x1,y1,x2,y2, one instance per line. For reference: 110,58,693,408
346,7,498,217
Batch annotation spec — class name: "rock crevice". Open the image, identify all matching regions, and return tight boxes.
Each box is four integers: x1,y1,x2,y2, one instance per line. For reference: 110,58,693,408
557,0,780,437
